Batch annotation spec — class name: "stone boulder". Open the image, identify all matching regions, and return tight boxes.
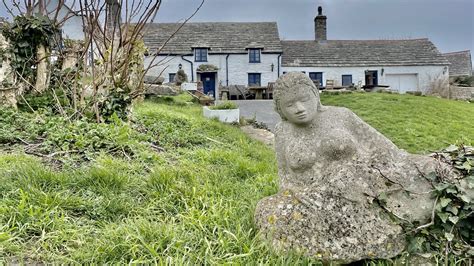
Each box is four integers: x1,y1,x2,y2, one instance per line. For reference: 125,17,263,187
145,84,179,96
144,75,165,85
254,72,451,263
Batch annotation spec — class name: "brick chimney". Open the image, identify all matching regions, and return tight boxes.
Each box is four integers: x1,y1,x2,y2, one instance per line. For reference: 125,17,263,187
314,6,327,41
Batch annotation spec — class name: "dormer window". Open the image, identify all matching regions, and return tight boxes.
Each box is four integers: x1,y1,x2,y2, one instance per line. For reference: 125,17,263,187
249,49,261,63
194,48,208,62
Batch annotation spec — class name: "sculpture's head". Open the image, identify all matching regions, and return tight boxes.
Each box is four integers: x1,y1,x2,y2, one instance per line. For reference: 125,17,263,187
274,72,321,126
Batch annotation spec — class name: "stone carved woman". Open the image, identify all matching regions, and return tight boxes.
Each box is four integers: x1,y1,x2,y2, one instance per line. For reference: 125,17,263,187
255,72,442,263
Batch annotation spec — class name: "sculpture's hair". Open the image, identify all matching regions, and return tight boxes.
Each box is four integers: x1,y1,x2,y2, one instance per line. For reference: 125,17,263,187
273,72,322,121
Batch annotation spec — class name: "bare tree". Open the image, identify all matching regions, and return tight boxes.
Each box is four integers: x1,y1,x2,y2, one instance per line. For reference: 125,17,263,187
2,0,205,122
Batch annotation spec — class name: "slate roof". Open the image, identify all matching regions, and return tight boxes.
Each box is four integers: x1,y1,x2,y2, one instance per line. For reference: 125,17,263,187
281,39,449,67
142,22,282,54
442,50,472,76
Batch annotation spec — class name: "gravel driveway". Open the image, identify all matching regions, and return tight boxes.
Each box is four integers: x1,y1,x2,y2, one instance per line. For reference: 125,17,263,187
232,100,280,132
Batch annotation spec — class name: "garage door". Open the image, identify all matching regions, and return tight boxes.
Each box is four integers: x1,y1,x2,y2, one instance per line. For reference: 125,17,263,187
385,74,419,93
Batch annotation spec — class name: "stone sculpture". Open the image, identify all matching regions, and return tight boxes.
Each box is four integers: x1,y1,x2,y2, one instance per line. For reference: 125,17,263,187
254,72,449,263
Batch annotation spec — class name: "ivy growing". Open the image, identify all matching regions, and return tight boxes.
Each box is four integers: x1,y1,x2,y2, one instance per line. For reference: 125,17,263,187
1,15,57,85
392,145,474,260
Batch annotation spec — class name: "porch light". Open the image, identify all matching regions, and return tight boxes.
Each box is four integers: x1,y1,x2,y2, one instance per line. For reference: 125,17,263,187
381,68,384,76
178,63,183,69
271,63,274,72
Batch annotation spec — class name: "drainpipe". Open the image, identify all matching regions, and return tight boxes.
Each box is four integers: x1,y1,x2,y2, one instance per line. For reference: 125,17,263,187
277,54,282,77
225,54,230,86
181,55,194,82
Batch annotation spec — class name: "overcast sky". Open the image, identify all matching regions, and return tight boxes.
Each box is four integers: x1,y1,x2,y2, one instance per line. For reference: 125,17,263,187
156,0,473,58
1,0,472,59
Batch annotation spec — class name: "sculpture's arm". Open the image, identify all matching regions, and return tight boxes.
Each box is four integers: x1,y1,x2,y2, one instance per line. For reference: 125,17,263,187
274,123,292,190
341,108,405,159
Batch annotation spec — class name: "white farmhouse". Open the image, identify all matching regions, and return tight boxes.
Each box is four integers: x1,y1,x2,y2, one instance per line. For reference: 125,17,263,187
281,7,450,94
142,22,283,98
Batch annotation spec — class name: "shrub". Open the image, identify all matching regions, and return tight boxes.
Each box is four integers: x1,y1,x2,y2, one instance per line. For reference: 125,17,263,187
174,69,188,85
453,76,474,87
406,91,423,96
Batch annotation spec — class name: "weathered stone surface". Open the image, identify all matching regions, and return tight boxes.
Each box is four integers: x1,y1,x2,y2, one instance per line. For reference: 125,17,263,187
144,75,165,85
450,86,474,101
255,72,444,263
240,125,274,146
145,84,179,96
0,30,17,108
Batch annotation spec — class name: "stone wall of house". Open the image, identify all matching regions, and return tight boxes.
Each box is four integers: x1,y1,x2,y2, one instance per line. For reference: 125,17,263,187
449,86,474,101
145,53,281,94
281,65,448,93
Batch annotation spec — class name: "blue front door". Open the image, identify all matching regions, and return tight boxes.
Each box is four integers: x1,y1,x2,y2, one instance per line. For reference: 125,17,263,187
201,73,216,98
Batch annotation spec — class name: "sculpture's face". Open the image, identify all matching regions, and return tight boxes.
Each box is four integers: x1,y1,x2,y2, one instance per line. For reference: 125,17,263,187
280,86,318,125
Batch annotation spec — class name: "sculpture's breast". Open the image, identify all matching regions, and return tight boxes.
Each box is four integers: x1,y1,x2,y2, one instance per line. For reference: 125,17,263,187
286,137,318,172
319,129,357,162
284,128,357,172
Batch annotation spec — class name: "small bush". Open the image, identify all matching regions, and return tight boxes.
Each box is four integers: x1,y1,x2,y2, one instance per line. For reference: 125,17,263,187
210,101,238,110
174,69,188,85
453,76,474,87
406,91,423,96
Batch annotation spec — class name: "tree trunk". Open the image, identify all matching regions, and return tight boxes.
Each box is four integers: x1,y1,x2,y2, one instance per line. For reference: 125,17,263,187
35,44,50,94
0,29,17,108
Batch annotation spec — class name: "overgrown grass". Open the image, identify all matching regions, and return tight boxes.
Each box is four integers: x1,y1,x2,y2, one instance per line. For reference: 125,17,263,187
321,92,474,154
0,93,472,264
0,94,320,264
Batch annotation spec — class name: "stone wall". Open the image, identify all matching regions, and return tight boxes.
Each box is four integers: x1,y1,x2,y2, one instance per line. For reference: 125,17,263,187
449,86,474,101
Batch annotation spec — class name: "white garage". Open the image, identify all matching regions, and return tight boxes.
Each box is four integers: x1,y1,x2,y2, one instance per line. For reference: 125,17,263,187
385,74,419,93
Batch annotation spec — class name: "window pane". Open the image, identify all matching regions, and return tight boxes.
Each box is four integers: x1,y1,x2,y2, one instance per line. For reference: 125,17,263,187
342,75,352,86
195,48,207,62
249,49,260,63
169,73,176,82
309,72,323,86
248,73,261,86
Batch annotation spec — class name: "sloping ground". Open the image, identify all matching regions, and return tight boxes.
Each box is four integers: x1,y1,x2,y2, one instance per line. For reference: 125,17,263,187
0,93,472,264
0,96,321,264
321,92,474,154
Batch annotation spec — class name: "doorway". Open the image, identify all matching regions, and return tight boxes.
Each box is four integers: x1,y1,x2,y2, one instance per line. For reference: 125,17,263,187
200,72,216,98
365,70,378,86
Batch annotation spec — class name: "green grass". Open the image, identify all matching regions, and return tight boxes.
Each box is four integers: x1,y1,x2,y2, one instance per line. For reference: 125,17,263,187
0,93,472,264
0,95,321,264
321,92,474,154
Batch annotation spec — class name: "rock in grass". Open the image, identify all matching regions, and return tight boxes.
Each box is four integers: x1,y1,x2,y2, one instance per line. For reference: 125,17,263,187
254,73,450,263
145,84,179,96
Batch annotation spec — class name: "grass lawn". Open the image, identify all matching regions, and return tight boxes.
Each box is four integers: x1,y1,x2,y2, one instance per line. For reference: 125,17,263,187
0,93,472,264
321,92,474,154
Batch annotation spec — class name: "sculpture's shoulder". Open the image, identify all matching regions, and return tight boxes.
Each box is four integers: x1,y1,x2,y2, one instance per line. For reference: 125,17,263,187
323,106,356,117
274,121,290,146
274,122,284,135
319,106,360,126
274,121,291,137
